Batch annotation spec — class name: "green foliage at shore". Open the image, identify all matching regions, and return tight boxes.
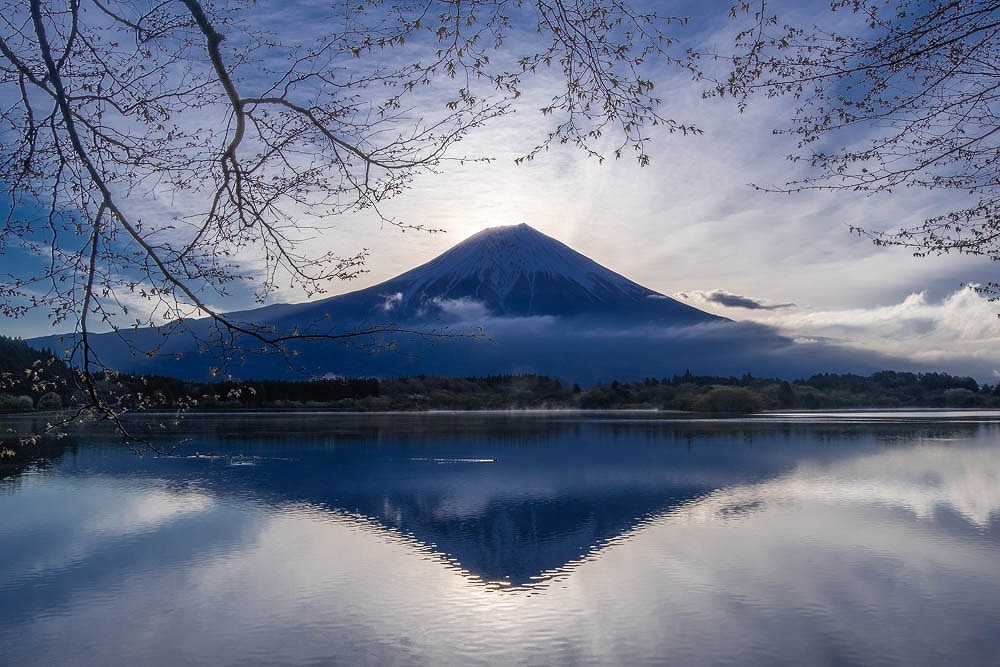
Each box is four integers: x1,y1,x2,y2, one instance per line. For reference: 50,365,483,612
573,371,999,412
691,388,766,414
31,370,1000,414
2,334,997,413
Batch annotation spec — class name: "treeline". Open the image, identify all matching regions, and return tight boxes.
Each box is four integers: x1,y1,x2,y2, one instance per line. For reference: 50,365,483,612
0,335,76,412
574,370,998,411
139,370,1000,412
2,334,998,413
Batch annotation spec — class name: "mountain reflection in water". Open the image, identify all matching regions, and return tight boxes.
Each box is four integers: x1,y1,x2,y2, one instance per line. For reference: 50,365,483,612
6,412,993,586
2,412,999,666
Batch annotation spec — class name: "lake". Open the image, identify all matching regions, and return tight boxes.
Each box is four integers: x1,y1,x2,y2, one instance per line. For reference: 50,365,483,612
2,410,999,665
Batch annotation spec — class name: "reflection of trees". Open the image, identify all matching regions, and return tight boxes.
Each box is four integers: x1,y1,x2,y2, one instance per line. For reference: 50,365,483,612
587,418,987,448
0,424,70,483
871,424,982,446
130,412,996,454
10,412,992,457
144,412,573,448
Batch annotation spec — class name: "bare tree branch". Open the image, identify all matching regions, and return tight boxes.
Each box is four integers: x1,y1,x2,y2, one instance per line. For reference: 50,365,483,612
1,0,697,428
718,0,1000,283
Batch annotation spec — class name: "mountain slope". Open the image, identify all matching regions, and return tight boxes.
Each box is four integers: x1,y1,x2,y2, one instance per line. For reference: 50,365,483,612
382,223,687,317
263,223,721,326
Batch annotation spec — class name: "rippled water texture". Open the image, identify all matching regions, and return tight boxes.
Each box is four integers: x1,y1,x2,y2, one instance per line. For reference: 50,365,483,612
2,411,999,665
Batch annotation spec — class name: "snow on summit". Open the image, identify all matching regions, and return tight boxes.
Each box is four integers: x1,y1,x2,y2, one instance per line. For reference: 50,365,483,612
399,223,651,299
378,223,714,320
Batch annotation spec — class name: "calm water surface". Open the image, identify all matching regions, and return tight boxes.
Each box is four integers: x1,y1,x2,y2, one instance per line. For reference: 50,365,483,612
2,411,999,666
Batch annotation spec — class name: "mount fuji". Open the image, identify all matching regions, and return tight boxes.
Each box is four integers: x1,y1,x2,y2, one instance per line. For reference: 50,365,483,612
32,224,903,381
254,223,722,328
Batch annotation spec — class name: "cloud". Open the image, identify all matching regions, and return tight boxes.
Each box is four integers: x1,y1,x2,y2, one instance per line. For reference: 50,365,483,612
683,289,795,311
380,292,403,312
429,297,491,322
678,285,1000,379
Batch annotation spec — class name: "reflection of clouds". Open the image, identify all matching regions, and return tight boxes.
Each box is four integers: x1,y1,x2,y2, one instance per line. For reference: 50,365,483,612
86,485,214,536
14,479,215,577
428,491,519,521
685,441,1000,528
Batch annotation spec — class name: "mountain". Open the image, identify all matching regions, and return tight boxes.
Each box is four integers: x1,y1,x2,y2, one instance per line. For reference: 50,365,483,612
30,224,906,381
246,223,721,327
357,223,717,321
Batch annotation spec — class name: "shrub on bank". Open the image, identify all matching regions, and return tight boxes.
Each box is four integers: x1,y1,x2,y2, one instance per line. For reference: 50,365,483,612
37,392,63,411
691,387,765,414
0,394,34,412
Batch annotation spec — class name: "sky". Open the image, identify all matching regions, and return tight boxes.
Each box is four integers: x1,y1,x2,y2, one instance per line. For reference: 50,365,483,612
284,1,1000,379
3,0,999,379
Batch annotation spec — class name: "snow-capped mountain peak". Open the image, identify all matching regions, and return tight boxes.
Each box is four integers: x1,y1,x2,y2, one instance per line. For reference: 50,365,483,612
382,223,686,318
403,223,643,296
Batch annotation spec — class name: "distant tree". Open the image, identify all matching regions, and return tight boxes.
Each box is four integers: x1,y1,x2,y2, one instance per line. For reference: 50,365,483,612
943,387,981,407
721,0,1000,292
0,335,73,404
777,380,794,407
36,391,62,410
0,394,34,412
1,0,698,423
691,386,765,413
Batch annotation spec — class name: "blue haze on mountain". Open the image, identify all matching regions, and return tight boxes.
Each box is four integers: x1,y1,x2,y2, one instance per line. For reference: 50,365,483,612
31,224,910,381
